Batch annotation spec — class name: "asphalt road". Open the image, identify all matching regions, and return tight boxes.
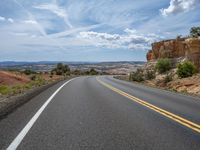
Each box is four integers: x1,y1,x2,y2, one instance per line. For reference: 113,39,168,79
0,76,200,150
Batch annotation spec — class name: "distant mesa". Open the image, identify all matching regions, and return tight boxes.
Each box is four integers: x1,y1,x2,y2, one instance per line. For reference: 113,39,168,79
146,37,200,69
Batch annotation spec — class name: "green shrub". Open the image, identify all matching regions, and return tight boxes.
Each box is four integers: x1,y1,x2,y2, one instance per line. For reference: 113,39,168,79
0,85,11,95
23,83,32,90
177,61,197,78
11,85,24,94
89,68,99,75
145,69,156,80
156,58,172,73
34,77,46,86
51,63,70,76
190,27,200,38
129,68,144,82
0,75,48,96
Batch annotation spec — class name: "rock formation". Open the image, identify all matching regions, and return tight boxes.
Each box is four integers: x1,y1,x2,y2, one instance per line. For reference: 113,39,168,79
146,38,200,69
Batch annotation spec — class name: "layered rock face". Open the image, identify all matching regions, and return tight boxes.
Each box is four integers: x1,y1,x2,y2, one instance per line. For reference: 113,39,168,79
147,38,200,69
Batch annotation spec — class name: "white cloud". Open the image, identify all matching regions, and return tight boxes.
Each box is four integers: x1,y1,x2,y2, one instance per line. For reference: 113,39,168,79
48,24,103,38
160,0,200,16
79,29,163,50
128,44,150,50
0,16,5,21
1,0,199,61
23,20,38,25
8,18,14,23
34,3,73,28
34,4,65,18
80,31,120,41
124,28,137,34
0,16,14,23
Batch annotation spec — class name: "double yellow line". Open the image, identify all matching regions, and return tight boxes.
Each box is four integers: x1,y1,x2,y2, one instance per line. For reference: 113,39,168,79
96,77,200,133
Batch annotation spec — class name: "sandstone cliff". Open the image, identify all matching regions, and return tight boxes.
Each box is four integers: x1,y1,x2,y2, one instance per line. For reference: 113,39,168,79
146,38,200,69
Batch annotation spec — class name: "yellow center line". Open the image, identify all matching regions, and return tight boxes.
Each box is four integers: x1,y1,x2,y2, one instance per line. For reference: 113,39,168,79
96,77,200,133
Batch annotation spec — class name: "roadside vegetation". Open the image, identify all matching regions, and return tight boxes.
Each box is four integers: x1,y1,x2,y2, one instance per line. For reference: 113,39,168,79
190,27,200,38
70,68,99,76
51,63,70,76
129,59,198,82
145,69,156,80
0,63,100,96
126,59,200,97
155,58,171,74
0,75,46,96
177,61,198,78
0,71,53,96
129,68,144,82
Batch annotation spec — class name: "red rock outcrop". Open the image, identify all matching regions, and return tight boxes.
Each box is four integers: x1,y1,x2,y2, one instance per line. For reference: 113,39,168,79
146,50,154,61
147,38,200,69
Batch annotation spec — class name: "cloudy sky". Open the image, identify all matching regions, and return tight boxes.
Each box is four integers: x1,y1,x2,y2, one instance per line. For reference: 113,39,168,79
0,0,200,62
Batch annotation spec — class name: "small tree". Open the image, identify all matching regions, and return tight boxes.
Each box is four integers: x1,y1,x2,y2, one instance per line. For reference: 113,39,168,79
145,69,156,80
129,68,144,82
89,68,98,75
51,63,70,76
190,27,200,38
177,61,198,78
156,58,172,73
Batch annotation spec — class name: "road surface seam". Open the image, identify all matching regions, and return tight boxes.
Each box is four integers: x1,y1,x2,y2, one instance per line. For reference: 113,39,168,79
96,77,200,134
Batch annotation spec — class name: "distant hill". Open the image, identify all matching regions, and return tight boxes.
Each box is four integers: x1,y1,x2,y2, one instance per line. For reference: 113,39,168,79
0,61,145,67
0,61,146,74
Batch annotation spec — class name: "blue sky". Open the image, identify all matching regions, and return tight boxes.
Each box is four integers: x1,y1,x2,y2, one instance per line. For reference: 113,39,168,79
0,0,200,62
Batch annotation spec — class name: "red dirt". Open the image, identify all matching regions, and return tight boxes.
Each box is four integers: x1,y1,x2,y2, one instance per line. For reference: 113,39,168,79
0,71,30,86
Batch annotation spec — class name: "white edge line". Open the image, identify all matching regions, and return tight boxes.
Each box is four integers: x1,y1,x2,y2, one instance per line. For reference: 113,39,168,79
6,78,76,150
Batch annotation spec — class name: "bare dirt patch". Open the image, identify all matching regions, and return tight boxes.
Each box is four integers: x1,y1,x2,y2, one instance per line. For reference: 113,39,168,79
0,71,30,86
167,73,200,96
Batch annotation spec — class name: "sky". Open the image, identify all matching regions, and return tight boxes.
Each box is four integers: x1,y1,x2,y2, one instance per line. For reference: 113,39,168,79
0,0,200,62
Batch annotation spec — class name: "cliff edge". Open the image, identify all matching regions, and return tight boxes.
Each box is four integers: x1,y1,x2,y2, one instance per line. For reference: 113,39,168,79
146,37,200,69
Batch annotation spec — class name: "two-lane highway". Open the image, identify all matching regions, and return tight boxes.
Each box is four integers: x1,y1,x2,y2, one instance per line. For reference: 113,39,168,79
0,76,200,150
